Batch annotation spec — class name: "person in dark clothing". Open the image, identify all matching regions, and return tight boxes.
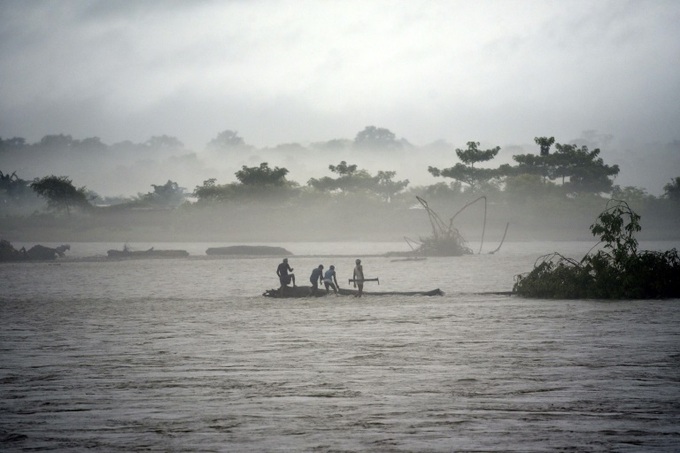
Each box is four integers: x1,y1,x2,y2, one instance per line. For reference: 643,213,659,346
277,258,295,291
309,264,324,296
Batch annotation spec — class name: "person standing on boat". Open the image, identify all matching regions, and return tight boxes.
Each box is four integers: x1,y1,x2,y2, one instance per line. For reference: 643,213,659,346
309,264,324,296
323,265,339,295
353,259,364,297
277,258,295,291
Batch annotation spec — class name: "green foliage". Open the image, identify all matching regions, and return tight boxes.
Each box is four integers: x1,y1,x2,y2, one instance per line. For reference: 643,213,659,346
455,141,500,166
663,177,680,201
514,200,680,299
552,143,620,194
192,178,221,201
207,130,246,150
503,174,561,201
375,171,409,202
410,182,463,201
0,136,27,151
141,180,187,207
354,126,402,150
30,175,91,215
509,140,620,195
428,141,501,192
144,135,184,150
311,138,353,151
307,161,409,201
590,199,640,264
0,170,34,203
235,162,289,186
611,185,652,204
534,136,555,156
193,163,299,204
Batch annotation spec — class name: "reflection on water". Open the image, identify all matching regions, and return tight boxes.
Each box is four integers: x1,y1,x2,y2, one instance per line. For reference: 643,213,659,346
1,242,679,451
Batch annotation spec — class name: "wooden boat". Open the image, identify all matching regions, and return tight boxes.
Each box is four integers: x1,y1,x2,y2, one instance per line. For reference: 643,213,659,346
107,247,189,259
263,286,443,298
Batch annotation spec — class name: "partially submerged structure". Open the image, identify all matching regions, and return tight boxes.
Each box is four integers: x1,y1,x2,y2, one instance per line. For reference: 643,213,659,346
0,239,70,261
387,196,509,257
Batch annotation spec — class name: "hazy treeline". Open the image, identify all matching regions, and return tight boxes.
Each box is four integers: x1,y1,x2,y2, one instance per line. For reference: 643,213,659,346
1,127,679,243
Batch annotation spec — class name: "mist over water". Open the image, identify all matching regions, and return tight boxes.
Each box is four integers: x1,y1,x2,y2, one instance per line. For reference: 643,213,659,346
2,1,680,449
1,241,679,451
2,134,679,198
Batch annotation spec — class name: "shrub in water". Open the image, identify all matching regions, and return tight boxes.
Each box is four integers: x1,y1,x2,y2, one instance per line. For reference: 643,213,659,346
514,200,680,299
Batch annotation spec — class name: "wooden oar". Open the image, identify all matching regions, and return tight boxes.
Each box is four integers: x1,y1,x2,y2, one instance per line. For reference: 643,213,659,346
348,277,380,285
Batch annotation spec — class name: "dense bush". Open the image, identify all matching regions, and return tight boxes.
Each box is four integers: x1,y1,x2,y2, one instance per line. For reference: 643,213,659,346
514,200,680,299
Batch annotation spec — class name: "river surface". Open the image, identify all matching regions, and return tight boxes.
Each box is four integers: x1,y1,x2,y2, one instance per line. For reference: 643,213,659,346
1,241,679,452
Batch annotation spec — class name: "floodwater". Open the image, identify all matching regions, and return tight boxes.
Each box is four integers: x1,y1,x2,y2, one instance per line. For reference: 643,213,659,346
1,241,679,452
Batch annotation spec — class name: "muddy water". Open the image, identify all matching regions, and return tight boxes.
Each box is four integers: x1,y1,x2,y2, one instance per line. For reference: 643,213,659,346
1,242,679,451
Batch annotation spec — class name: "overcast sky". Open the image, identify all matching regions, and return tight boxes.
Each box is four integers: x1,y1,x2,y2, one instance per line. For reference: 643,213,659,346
1,0,679,192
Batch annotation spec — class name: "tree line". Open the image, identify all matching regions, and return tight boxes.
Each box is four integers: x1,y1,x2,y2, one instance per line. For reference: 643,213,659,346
2,128,680,216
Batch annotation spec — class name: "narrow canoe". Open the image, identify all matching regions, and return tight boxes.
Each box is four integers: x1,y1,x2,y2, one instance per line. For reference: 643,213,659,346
263,286,444,298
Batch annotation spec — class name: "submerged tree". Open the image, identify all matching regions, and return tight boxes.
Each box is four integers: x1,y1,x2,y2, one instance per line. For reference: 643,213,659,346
513,200,680,299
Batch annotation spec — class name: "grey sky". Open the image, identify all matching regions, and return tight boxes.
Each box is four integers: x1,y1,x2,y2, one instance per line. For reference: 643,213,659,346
1,0,679,193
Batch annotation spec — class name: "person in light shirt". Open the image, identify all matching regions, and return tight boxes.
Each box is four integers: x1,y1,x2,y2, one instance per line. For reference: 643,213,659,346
353,259,364,297
323,265,339,295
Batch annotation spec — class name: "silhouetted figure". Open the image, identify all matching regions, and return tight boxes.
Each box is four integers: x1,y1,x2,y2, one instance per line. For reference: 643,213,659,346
309,264,324,296
353,259,364,297
277,258,295,293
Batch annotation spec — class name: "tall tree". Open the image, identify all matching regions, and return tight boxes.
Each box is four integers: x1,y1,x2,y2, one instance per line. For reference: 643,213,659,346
37,134,75,150
534,136,555,156
0,171,32,200
144,180,186,207
207,130,247,150
551,143,619,194
510,137,556,180
374,170,409,202
509,138,620,195
0,137,27,152
235,162,289,186
308,161,408,200
144,135,184,150
428,141,501,191
354,126,402,150
308,161,372,193
30,175,91,215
